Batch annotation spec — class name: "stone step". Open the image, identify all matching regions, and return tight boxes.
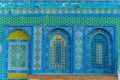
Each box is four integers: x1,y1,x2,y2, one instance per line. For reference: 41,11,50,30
29,75,118,80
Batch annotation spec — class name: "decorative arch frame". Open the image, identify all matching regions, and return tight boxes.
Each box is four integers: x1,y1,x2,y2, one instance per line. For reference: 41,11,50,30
45,28,71,73
3,26,32,79
85,28,113,73
7,29,30,70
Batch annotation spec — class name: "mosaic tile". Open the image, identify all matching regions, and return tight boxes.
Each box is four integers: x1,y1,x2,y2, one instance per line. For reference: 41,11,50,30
74,27,83,71
45,28,71,73
0,8,119,79
8,41,29,70
4,27,32,80
0,7,120,14
33,27,42,70
85,27,115,73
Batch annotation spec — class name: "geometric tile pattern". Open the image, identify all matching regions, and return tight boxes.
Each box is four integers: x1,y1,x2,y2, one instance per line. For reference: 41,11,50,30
4,27,32,80
91,34,108,68
0,15,117,74
45,28,71,73
74,27,83,71
33,27,42,70
50,34,66,69
0,17,119,30
85,27,115,73
0,7,120,15
8,41,29,70
0,2,118,79
0,11,119,79
44,27,72,37
0,16,118,27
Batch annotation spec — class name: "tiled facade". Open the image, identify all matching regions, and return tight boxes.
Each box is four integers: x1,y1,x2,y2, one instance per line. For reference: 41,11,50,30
0,0,119,80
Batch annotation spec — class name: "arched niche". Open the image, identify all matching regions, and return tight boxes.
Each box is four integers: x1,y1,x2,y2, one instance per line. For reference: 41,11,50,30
86,28,113,73
45,29,71,73
7,29,30,71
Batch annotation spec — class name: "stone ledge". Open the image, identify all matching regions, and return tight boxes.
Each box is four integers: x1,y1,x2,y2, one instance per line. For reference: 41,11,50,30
29,75,117,80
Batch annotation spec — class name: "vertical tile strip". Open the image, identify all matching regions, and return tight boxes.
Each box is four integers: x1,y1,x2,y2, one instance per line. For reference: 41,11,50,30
33,27,42,70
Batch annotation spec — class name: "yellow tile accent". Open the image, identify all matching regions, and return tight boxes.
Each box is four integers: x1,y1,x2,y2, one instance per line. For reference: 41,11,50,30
8,73,28,79
7,30,30,40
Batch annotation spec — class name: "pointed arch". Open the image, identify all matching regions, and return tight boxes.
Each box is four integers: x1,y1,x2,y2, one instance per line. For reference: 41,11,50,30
45,28,71,73
91,33,108,68
86,28,113,73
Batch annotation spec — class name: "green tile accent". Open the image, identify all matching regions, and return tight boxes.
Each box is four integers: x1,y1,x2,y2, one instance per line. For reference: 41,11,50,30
35,30,41,37
34,54,40,61
0,17,118,44
0,16,119,49
34,39,41,45
34,47,41,53
34,63,40,70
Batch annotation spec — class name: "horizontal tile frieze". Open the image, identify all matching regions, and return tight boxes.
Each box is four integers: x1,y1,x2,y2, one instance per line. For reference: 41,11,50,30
0,8,120,15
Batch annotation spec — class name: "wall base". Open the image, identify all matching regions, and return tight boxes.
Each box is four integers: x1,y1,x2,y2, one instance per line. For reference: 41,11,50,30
29,75,117,80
